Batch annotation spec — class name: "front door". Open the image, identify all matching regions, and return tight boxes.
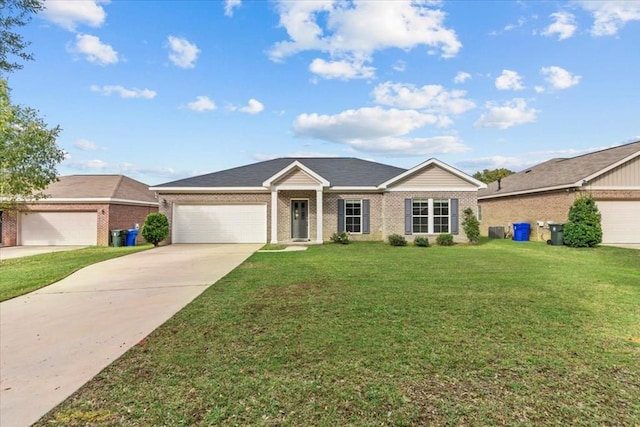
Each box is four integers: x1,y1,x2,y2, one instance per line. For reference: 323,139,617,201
291,200,308,240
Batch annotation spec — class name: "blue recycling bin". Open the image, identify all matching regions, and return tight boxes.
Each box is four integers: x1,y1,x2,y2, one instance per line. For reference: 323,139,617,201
513,222,531,241
126,229,139,246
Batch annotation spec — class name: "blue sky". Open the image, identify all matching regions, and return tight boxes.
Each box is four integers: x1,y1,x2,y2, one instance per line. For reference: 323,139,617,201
7,0,640,185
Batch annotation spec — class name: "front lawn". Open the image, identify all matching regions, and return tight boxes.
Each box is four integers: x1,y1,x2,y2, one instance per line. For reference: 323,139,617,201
0,245,151,302
38,240,640,426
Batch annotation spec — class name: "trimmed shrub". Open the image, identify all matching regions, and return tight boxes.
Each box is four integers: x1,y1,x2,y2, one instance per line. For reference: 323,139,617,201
436,233,454,246
141,213,169,247
563,196,602,248
330,231,350,244
462,207,480,244
414,236,430,247
388,234,407,246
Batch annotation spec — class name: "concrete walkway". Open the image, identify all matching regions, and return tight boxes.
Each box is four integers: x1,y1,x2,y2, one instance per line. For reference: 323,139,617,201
0,244,260,427
0,246,86,260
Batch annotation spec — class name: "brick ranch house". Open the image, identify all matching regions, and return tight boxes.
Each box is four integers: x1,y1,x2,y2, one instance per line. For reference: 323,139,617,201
150,157,487,245
477,140,640,244
0,175,158,247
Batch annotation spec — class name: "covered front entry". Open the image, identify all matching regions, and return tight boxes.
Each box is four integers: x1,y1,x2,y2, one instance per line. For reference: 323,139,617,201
291,200,309,240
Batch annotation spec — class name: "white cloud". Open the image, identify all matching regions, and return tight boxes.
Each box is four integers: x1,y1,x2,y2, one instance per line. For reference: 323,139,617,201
540,66,581,89
187,96,216,112
224,0,241,17
372,81,475,116
474,98,538,129
73,139,102,151
42,0,107,31
292,106,469,156
534,86,545,93
90,85,156,99
167,36,200,68
392,60,407,72
542,11,577,40
495,70,525,91
309,58,375,80
68,34,118,65
239,99,264,114
578,1,640,36
453,71,471,84
268,0,460,80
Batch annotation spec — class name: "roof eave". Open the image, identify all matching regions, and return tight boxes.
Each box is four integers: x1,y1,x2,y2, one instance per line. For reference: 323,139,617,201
478,183,578,200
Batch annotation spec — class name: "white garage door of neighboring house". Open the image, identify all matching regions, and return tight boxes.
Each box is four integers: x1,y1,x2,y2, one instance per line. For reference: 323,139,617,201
598,201,640,244
20,212,98,246
173,204,267,244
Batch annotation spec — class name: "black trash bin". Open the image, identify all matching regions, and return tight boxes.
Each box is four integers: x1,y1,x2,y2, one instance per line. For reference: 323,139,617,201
549,223,564,246
110,229,123,247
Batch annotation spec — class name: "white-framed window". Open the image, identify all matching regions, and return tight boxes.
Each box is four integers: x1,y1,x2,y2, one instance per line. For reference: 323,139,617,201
410,198,451,234
412,199,429,233
433,199,450,233
345,199,362,233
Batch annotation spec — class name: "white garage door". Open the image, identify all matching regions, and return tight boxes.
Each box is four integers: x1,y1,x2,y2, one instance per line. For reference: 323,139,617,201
20,212,98,246
173,204,267,244
597,201,640,244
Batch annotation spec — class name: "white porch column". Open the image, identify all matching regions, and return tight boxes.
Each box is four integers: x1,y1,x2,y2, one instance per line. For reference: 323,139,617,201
316,189,323,243
270,189,278,244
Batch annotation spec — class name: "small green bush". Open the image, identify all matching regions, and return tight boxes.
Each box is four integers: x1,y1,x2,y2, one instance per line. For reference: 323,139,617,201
462,207,480,244
141,213,169,247
388,234,407,246
414,236,430,247
330,231,350,244
436,233,454,246
563,196,602,248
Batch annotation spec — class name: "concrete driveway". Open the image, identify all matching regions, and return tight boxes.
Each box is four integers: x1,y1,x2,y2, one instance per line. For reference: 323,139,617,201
0,246,86,260
0,243,261,427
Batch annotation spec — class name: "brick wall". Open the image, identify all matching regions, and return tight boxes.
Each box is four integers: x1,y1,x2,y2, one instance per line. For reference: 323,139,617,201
0,203,157,247
158,191,480,244
478,189,640,242
108,204,158,246
384,191,479,243
1,210,18,247
323,193,384,241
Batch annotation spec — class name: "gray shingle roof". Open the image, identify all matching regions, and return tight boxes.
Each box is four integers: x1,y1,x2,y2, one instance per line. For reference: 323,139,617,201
155,158,407,188
479,140,640,198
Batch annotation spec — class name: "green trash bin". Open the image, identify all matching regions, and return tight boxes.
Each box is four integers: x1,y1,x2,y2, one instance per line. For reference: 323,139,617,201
110,229,124,247
549,223,564,246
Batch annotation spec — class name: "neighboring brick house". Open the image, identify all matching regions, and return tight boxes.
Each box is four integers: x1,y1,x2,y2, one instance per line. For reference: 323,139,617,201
477,140,640,244
150,157,487,245
0,175,158,247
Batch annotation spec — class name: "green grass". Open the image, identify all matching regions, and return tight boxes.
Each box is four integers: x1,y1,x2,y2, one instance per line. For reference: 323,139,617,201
0,245,151,301
37,240,640,426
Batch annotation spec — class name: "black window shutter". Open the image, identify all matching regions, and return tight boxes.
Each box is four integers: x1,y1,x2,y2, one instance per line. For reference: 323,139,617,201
337,199,345,232
362,199,370,234
404,199,412,235
451,199,459,234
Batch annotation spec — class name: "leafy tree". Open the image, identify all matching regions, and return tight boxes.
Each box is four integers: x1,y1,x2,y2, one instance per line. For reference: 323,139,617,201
473,168,515,184
1,0,44,74
1,78,64,208
563,196,602,248
141,213,169,247
462,207,480,244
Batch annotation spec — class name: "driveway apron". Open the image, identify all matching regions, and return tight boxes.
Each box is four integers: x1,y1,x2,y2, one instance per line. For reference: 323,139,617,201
0,244,260,427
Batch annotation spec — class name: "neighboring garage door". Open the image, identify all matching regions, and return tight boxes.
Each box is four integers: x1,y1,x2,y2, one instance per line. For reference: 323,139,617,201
597,201,640,244
173,204,267,243
20,212,98,246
